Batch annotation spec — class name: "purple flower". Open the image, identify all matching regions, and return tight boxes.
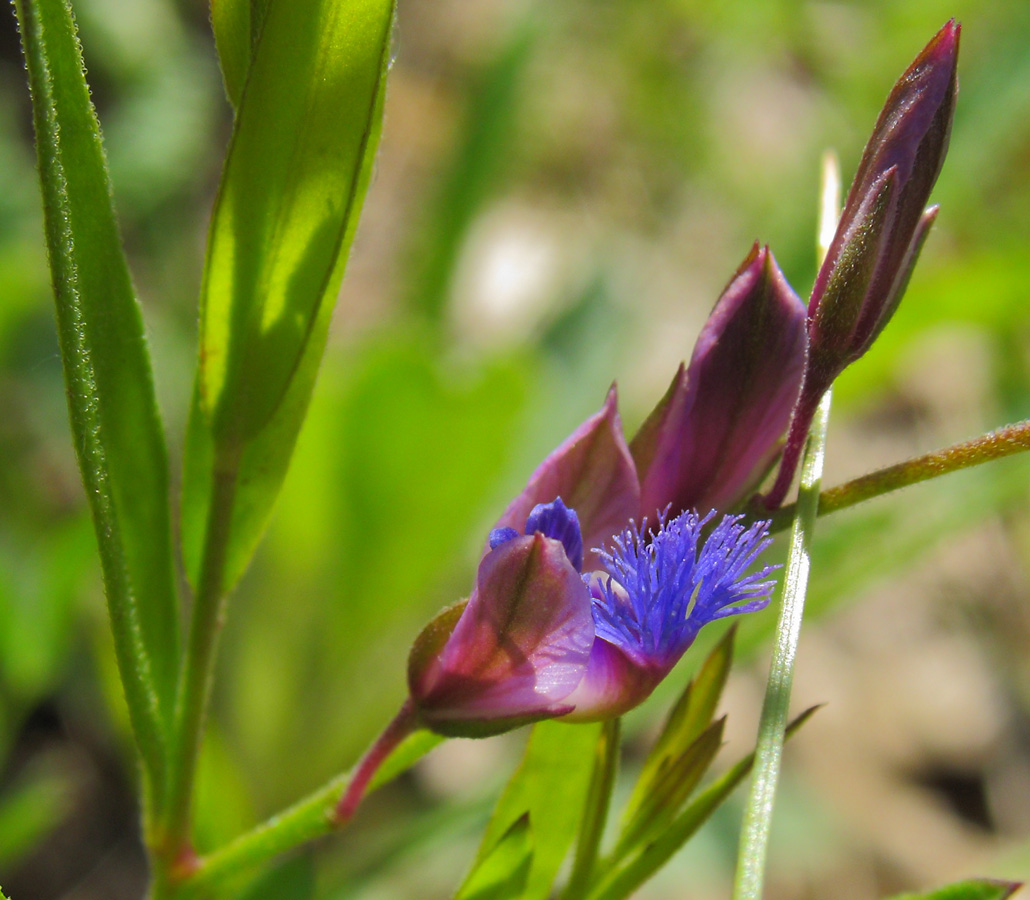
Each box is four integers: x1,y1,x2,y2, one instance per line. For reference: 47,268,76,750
406,244,805,736
765,21,959,508
410,499,776,734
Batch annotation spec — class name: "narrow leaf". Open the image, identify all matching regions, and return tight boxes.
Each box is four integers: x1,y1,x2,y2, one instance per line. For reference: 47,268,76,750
474,721,603,900
183,0,396,590
210,0,273,108
14,0,180,781
562,719,621,900
613,718,724,862
210,0,250,107
622,626,735,826
885,880,1023,900
589,707,819,900
455,814,534,900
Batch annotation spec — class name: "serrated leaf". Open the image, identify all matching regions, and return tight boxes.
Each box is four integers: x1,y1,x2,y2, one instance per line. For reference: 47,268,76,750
613,718,724,862
886,879,1023,900
455,814,534,900
182,0,395,590
13,0,180,784
473,721,602,900
623,626,735,827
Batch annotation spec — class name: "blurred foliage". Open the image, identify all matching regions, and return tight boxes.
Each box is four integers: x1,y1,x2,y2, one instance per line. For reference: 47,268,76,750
0,0,1028,897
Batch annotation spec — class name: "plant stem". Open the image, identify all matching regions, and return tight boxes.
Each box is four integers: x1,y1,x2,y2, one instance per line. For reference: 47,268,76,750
157,446,240,880
767,418,1030,534
334,699,418,823
732,391,830,900
178,706,432,895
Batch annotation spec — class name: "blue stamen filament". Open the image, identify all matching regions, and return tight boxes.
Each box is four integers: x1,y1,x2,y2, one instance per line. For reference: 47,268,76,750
591,509,778,668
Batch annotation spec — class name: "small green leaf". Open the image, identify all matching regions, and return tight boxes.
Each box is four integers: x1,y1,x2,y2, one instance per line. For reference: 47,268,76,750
589,707,819,900
14,0,180,785
562,719,621,900
885,880,1023,900
613,718,724,862
622,626,735,828
455,814,534,900
183,0,395,590
473,721,603,900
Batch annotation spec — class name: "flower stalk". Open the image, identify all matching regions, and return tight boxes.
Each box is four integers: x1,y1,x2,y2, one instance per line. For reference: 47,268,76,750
767,418,1030,534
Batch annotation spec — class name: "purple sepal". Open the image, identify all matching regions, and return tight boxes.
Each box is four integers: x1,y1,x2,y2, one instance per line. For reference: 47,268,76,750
635,245,807,516
409,533,594,738
492,386,640,565
764,22,958,510
808,20,958,392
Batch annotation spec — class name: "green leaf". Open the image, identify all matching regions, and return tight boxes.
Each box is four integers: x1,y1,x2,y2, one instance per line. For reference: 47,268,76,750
622,626,735,829
612,718,724,863
562,719,621,900
182,0,396,590
473,721,603,900
589,707,819,900
885,880,1023,900
455,814,534,900
13,0,180,784
209,0,272,108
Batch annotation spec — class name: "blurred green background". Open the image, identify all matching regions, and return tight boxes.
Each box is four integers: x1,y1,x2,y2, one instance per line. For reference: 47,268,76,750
1,0,1029,897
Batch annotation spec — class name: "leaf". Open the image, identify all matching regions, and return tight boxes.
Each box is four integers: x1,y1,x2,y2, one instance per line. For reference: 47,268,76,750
455,814,534,900
13,0,180,782
885,880,1023,900
588,706,820,900
612,718,724,862
210,0,272,108
182,0,396,590
473,721,603,900
622,626,735,828
563,719,621,900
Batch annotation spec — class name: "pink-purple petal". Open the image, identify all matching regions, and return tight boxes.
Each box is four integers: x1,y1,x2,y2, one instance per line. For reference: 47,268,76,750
639,245,808,516
493,386,641,561
411,533,594,734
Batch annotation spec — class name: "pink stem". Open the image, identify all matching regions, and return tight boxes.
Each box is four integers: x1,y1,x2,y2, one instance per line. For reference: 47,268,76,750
762,384,822,510
334,699,418,825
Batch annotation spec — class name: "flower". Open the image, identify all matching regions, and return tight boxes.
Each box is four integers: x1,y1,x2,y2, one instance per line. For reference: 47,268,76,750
764,21,959,508
406,244,806,737
410,499,777,735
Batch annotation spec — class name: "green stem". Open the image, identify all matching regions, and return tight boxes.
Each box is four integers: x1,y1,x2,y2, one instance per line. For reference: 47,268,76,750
561,718,621,900
767,418,1030,534
156,446,240,882
732,391,830,900
182,772,351,896
173,713,438,895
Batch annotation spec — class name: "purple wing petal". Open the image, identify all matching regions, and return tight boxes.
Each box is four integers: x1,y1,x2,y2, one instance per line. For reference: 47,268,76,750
411,533,594,736
494,386,641,562
639,245,808,515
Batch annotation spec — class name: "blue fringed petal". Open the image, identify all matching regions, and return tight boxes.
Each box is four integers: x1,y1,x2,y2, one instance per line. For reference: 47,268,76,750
591,509,777,668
